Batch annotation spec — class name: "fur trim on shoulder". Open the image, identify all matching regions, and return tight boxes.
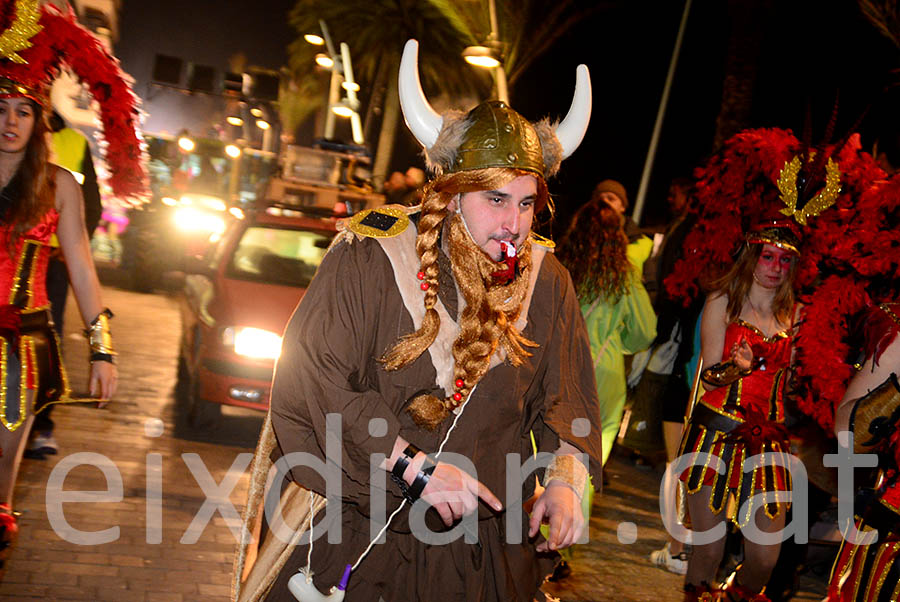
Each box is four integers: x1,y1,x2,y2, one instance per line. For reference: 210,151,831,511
534,118,563,178
424,109,469,176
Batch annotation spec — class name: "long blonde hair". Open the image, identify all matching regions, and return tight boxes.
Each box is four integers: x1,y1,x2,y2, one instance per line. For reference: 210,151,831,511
710,242,797,324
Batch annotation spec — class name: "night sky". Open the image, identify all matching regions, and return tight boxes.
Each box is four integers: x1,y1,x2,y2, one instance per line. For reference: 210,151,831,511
116,0,297,137
114,0,899,229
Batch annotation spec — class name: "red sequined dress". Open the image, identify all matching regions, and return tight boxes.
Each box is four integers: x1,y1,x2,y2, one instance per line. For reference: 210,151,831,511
679,319,794,526
0,209,72,432
827,303,900,602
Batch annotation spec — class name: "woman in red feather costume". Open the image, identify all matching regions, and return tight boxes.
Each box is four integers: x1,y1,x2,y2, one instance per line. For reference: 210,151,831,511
679,223,801,602
0,0,145,579
666,125,895,601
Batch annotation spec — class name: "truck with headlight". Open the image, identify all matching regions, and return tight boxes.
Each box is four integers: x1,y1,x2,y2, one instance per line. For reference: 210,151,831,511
122,135,383,292
121,133,277,292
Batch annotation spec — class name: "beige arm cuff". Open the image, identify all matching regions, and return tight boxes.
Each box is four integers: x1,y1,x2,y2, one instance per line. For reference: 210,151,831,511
542,454,588,499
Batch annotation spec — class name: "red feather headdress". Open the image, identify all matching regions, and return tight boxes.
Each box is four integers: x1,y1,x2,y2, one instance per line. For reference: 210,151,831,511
0,0,146,198
665,127,898,432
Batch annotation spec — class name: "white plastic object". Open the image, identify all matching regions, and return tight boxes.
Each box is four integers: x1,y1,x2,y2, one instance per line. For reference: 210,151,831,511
288,565,351,602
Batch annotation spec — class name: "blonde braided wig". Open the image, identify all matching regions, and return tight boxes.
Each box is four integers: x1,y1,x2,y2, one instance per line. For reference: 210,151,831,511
381,167,546,429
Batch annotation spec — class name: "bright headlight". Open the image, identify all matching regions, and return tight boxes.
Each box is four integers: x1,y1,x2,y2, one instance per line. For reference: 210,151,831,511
223,327,282,360
174,207,226,234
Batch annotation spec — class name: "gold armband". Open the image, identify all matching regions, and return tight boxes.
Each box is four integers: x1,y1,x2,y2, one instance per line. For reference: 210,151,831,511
542,455,588,499
84,308,116,357
701,359,751,387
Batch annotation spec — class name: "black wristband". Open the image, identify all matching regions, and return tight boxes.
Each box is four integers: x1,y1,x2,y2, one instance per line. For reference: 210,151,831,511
90,352,114,364
408,463,437,500
403,444,437,472
391,453,410,481
391,444,438,503
403,443,421,459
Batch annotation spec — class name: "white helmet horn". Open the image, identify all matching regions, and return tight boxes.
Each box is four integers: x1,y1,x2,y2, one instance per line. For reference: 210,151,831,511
398,39,443,149
555,65,592,159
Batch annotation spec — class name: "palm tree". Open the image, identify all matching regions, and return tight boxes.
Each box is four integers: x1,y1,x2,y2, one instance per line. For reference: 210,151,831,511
287,0,489,189
711,0,773,151
858,0,900,48
277,71,329,145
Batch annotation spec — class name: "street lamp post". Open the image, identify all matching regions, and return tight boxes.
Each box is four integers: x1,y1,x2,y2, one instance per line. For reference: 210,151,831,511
339,43,364,144
632,0,692,225
486,0,508,103
308,20,364,144
462,0,508,103
315,20,343,141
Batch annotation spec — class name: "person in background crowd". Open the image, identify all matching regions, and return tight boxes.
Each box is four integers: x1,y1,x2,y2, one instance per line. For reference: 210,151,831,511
554,195,656,582
24,109,103,460
383,169,409,205
626,177,696,467
557,195,657,468
403,166,426,205
622,176,702,575
590,178,653,274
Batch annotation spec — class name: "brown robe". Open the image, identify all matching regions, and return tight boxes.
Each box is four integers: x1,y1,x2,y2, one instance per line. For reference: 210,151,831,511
261,222,603,601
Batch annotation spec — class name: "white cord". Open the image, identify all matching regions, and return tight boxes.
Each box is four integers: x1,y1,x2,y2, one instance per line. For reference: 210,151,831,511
305,489,315,580
304,384,479,576
351,498,407,571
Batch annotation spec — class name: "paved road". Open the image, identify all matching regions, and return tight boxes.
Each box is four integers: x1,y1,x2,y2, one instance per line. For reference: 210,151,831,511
1,275,832,601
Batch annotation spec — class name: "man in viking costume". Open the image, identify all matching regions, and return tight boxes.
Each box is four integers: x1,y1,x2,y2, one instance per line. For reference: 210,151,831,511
232,40,603,602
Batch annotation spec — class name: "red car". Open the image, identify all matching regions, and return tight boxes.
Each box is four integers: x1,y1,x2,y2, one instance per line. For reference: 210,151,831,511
178,206,337,426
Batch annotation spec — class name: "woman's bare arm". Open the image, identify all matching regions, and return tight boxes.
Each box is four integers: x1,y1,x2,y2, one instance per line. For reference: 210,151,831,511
700,293,728,390
54,168,117,399
55,169,104,325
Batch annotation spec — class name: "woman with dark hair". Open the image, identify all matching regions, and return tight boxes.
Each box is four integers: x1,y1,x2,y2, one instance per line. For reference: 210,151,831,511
679,222,802,601
0,0,145,578
0,92,117,572
557,197,657,467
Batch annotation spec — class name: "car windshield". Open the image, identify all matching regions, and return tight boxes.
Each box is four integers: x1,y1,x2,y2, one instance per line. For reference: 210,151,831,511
226,225,334,288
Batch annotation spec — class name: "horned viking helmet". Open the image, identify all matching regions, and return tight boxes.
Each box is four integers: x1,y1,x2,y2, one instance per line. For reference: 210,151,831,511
398,40,592,179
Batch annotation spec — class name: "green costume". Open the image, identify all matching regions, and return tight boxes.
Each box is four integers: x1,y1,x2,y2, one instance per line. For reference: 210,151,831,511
627,235,653,273
582,263,656,465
